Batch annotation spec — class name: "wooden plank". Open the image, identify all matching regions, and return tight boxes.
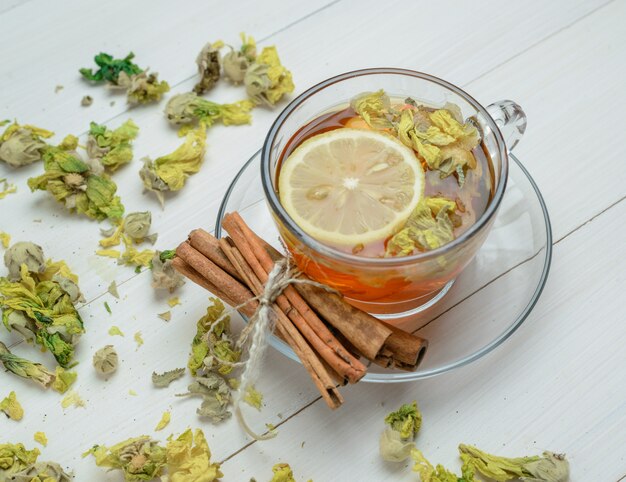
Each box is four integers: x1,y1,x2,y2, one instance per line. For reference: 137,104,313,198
219,198,626,481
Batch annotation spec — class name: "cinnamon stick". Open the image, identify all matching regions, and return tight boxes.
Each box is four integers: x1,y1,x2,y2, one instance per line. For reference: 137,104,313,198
189,229,243,282
218,238,343,408
219,238,364,384
222,214,366,383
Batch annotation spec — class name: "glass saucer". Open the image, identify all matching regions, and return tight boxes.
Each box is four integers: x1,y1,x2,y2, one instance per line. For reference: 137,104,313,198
215,152,552,383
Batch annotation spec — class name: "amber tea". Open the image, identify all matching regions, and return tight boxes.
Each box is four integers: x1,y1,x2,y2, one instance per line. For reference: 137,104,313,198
272,89,497,309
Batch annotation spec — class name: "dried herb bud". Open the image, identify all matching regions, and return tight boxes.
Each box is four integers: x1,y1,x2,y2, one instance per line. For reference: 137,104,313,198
151,251,185,293
3,241,45,281
0,122,53,168
81,95,93,107
193,41,222,94
92,345,118,376
9,461,72,482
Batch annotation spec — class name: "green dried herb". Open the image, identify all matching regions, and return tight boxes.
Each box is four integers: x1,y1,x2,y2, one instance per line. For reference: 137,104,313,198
27,136,125,221
3,241,45,281
151,250,185,293
176,373,232,423
0,443,40,479
350,90,394,129
1,258,85,367
165,92,254,130
151,367,185,388
223,33,256,84
269,463,301,482
459,445,569,482
0,341,55,388
93,345,118,375
380,401,422,463
165,429,223,481
244,46,294,106
51,366,77,394
80,52,143,85
86,119,139,172
0,177,17,199
83,436,167,481
0,391,24,421
411,448,470,482
243,384,263,411
9,461,72,481
139,127,207,207
193,41,223,94
117,71,170,105
0,122,54,167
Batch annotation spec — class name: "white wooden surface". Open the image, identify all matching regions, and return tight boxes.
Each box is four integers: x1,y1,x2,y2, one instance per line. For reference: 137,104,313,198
1,0,625,480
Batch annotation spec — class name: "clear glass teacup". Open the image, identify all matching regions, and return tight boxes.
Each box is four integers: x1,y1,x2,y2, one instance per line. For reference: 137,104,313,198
261,68,526,319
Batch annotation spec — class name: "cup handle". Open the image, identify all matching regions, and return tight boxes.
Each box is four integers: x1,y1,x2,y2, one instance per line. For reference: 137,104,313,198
486,100,527,152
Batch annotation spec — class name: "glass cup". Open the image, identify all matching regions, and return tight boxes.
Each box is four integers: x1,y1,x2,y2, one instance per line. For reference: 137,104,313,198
261,68,526,319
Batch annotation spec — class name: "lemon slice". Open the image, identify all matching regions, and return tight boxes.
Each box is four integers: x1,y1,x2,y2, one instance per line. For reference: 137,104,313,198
278,128,424,246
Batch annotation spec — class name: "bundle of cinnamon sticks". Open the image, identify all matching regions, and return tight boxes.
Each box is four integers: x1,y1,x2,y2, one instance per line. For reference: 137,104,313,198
173,212,428,409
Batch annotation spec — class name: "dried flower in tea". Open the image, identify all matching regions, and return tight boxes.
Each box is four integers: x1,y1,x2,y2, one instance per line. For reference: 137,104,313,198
93,345,118,375
9,461,72,482
0,391,24,421
193,41,224,94
0,443,40,479
139,127,207,207
86,119,139,172
165,429,223,481
244,46,294,106
152,367,185,388
27,135,125,221
0,122,54,167
83,436,167,482
0,342,55,388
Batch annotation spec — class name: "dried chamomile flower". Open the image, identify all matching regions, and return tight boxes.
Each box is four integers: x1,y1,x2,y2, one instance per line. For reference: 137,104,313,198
33,432,47,447
177,373,232,423
92,345,118,375
243,385,263,410
411,448,468,482
80,52,143,85
3,241,45,281
193,41,223,95
0,443,40,479
27,136,125,221
165,429,223,481
9,461,72,482
459,444,569,482
139,127,207,206
151,367,185,388
1,262,85,367
83,436,167,481
385,197,458,256
223,33,256,84
0,342,55,388
380,401,422,462
0,177,17,199
81,95,93,107
117,71,170,105
86,119,139,172
245,46,294,106
51,366,77,394
154,411,170,431
0,391,24,421
165,92,254,130
350,90,394,129
151,250,185,293
188,298,240,376
0,122,54,167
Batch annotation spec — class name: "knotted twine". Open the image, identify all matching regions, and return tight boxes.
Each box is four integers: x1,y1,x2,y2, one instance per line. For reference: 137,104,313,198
200,258,337,440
